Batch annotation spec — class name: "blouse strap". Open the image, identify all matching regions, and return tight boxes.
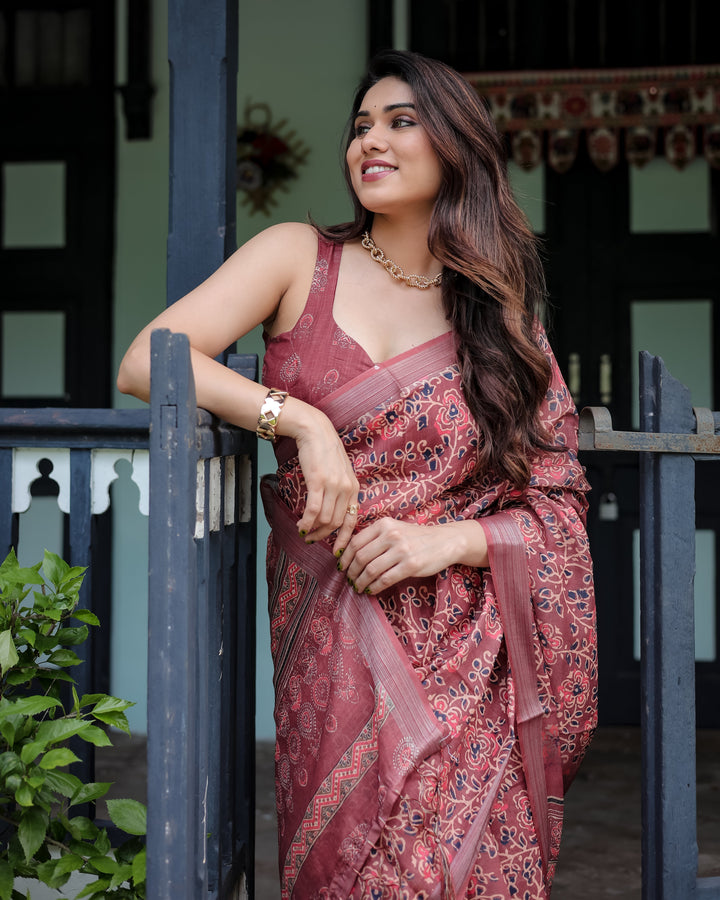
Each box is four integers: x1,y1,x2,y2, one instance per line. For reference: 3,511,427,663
302,232,343,320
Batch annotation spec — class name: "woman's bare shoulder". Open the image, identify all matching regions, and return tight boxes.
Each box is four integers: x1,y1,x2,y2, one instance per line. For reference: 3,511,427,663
240,221,318,263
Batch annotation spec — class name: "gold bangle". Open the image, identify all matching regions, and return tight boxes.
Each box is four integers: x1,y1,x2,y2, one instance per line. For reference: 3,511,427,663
257,388,288,441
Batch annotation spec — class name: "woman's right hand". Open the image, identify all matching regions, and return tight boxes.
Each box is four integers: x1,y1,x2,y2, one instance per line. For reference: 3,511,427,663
290,404,359,547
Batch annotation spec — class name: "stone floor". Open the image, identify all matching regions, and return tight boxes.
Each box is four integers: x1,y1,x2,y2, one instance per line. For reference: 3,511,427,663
95,727,720,899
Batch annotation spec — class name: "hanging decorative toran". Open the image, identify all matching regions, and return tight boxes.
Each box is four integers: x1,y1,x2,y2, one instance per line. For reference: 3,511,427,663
464,64,720,173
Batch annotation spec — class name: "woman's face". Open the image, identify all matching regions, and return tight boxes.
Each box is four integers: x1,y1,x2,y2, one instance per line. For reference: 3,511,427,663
346,76,443,218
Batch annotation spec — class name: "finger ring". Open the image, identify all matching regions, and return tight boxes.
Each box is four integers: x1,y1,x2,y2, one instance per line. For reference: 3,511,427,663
346,503,358,516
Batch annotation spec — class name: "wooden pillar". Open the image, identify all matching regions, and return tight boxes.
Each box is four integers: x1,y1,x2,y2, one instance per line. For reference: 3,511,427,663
166,0,238,308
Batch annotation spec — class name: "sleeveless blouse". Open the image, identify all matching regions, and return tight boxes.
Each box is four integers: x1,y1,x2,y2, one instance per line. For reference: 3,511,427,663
262,234,377,405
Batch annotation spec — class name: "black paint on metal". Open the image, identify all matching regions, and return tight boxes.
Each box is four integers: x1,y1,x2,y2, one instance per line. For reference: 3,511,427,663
581,351,720,900
147,329,257,898
166,0,238,311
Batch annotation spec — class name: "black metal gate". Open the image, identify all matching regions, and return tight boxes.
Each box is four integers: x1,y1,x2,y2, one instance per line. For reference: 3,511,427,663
580,352,720,900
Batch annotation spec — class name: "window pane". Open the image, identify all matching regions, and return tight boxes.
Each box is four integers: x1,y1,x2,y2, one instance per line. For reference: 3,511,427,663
17,496,63,568
509,161,545,234
630,158,710,233
2,161,66,248
2,311,66,398
630,299,712,430
634,529,716,662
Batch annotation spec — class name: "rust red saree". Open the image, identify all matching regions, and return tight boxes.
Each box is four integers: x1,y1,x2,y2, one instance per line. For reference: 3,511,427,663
261,329,597,900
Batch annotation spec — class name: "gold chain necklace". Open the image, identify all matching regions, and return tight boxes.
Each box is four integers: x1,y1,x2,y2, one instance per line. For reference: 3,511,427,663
361,232,442,290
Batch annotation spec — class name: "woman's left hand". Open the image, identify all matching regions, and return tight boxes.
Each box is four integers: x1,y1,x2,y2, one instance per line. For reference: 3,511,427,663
336,517,489,595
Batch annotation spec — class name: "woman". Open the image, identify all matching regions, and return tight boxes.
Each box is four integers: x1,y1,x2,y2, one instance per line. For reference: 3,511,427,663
119,50,596,900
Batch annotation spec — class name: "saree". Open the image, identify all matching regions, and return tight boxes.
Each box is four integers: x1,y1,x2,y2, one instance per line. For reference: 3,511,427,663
261,248,596,899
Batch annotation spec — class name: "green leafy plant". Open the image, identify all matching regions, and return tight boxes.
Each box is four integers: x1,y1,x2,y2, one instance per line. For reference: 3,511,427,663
0,549,146,899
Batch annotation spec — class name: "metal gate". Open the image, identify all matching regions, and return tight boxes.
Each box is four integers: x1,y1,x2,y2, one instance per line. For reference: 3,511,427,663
580,351,720,900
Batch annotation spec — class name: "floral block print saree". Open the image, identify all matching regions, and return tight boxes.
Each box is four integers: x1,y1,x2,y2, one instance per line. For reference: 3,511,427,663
261,303,597,899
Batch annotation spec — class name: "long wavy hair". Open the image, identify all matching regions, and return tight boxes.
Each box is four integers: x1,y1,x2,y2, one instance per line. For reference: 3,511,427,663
319,50,554,490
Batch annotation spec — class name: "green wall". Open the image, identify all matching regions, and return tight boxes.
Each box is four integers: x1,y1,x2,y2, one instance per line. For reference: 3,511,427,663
111,0,367,738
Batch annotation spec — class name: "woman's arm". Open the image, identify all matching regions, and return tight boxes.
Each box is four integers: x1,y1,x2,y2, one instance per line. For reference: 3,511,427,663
117,222,360,544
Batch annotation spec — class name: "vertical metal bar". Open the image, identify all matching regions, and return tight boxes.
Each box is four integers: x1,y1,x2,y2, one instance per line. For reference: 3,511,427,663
227,354,258,897
67,448,96,818
166,0,238,308
206,503,224,896
195,458,212,897
236,451,257,897
0,448,17,556
640,352,698,900
219,494,238,887
216,457,238,882
69,449,93,692
147,329,200,900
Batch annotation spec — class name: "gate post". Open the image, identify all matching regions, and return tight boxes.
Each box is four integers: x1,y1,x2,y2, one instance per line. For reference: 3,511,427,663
166,0,238,308
639,352,698,900
147,329,201,898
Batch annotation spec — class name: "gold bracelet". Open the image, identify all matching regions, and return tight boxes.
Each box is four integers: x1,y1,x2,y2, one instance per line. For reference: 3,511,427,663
256,388,288,441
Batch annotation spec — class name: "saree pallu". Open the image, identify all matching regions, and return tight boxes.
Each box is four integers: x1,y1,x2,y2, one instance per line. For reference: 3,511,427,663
261,330,597,900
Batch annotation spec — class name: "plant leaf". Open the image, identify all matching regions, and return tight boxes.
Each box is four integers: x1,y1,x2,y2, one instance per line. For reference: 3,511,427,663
0,750,23,778
41,551,69,589
78,693,106,708
87,855,118,875
18,806,48,861
107,798,147,836
39,747,81,770
46,649,82,667
91,711,130,734
66,815,99,841
15,782,35,807
10,696,63,718
54,626,89,647
15,628,36,648
4,670,34,686
54,852,85,876
0,630,19,675
35,718,86,746
72,609,100,626
131,847,147,885
20,741,45,765
114,835,144,864
70,781,112,806
78,724,112,747
35,605,63,621
109,862,134,889
91,697,133,716
94,828,111,856
36,668,76,685
75,878,111,899
36,857,71,889
43,769,83,799
0,549,43,590
0,859,12,900
0,720,15,747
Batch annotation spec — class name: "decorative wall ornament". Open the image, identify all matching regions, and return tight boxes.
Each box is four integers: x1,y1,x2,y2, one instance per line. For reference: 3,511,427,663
587,127,619,172
236,101,309,214
465,64,720,172
548,128,578,173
